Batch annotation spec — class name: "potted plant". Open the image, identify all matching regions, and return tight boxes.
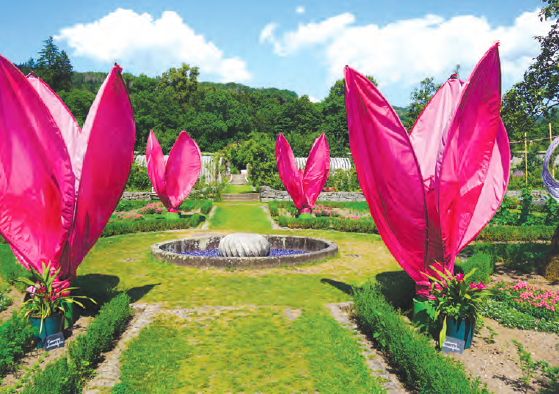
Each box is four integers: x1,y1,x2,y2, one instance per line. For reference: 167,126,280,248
423,266,489,349
16,262,95,348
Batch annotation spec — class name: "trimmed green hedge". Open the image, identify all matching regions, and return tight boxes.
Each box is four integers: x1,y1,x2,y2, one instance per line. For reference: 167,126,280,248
276,216,377,234
455,253,495,284
101,214,204,237
353,284,489,393
475,225,554,242
20,293,132,393
0,310,36,380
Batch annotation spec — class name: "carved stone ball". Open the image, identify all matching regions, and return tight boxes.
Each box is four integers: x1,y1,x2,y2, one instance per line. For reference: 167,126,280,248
218,233,271,257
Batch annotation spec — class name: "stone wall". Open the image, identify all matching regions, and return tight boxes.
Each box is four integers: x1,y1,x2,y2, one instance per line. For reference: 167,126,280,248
121,192,156,201
260,186,366,202
261,186,551,203
505,190,548,200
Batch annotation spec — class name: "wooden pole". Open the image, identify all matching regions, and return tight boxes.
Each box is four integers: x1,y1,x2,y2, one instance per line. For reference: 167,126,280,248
525,132,528,186
551,123,555,178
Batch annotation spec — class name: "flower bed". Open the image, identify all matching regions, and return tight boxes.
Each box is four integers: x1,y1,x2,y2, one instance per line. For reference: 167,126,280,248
493,280,559,321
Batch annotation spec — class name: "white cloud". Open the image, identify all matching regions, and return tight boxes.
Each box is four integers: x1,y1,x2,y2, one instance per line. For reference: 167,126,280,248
261,10,553,94
308,96,321,103
296,6,305,14
55,9,251,82
259,12,355,56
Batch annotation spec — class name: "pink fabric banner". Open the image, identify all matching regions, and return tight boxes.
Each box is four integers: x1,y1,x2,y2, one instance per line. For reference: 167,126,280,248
0,55,135,281
345,43,509,293
146,131,201,212
276,133,330,213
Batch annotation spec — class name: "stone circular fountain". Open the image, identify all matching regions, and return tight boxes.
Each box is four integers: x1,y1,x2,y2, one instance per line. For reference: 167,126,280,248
151,233,338,269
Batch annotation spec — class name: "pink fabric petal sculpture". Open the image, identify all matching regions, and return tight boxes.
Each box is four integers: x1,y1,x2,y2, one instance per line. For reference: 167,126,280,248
146,130,202,212
276,133,330,214
0,55,135,283
344,43,510,295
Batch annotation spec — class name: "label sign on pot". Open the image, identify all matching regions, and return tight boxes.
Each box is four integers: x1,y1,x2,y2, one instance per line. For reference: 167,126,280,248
43,332,65,351
442,337,465,354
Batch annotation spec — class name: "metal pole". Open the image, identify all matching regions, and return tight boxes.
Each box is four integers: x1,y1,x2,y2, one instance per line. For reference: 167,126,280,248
524,132,528,186
551,123,555,178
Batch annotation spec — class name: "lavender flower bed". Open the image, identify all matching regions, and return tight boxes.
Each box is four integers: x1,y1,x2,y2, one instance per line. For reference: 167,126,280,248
180,248,309,257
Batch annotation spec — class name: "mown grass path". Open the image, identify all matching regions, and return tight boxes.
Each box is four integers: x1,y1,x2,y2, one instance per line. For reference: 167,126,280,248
77,202,399,393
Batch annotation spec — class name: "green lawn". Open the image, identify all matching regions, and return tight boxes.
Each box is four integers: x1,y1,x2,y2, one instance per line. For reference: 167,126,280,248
223,184,254,194
117,310,384,393
3,202,400,393
209,202,272,233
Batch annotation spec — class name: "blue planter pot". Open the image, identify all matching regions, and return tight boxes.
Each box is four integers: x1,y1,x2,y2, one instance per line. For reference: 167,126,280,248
29,312,64,348
446,317,475,349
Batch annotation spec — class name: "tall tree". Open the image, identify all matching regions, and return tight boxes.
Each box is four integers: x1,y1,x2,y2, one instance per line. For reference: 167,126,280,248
403,77,441,131
158,63,199,107
501,6,558,141
35,37,73,92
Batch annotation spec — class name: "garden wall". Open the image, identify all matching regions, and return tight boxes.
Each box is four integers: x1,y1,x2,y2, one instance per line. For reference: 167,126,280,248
121,192,156,201
261,187,550,203
260,186,366,202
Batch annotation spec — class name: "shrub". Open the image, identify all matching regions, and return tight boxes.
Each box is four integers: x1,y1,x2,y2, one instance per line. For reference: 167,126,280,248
0,310,36,378
116,200,155,212
20,357,78,394
0,290,12,312
353,284,489,394
101,215,204,237
200,200,213,215
475,225,554,242
455,253,495,284
480,298,559,334
22,293,132,392
462,243,548,274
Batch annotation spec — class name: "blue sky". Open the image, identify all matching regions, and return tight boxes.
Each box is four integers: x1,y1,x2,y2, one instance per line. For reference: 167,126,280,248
0,0,552,106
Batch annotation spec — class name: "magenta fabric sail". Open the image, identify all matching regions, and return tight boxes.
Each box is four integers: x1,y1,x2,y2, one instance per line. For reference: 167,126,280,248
345,43,509,294
0,55,135,282
276,133,330,213
146,130,201,212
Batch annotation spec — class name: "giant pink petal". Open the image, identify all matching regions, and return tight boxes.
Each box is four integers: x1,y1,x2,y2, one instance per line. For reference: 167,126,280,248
410,79,465,190
0,55,75,273
165,131,202,210
26,74,83,195
276,133,304,210
458,120,510,251
63,64,135,280
344,66,428,287
302,134,330,208
437,43,502,268
146,130,171,210
410,79,466,268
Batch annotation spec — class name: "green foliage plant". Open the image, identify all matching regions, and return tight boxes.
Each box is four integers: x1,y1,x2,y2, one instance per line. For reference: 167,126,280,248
511,340,547,391
16,262,95,334
20,293,132,393
422,266,489,345
353,283,489,393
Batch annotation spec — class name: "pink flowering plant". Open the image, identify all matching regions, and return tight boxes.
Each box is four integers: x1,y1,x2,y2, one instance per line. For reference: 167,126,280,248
493,279,559,322
116,213,145,221
422,265,489,345
139,202,164,215
16,262,95,334
313,204,340,218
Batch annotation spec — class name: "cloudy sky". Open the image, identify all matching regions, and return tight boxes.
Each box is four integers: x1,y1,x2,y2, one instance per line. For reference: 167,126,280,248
0,0,552,106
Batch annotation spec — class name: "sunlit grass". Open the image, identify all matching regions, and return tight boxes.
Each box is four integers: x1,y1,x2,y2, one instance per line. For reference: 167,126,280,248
222,184,254,194
117,309,385,393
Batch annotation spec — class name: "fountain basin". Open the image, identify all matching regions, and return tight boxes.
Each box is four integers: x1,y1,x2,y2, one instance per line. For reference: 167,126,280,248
151,234,338,269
